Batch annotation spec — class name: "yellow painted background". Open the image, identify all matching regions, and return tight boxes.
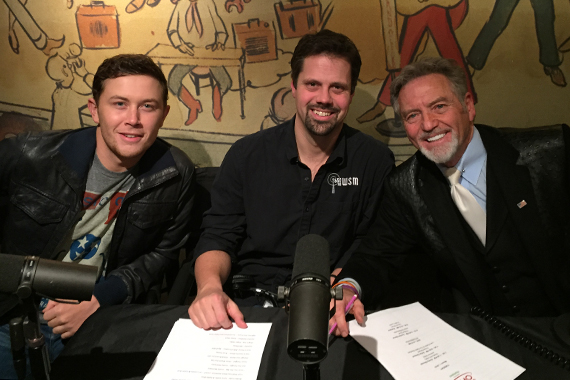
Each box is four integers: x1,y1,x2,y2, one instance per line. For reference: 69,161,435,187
0,0,569,166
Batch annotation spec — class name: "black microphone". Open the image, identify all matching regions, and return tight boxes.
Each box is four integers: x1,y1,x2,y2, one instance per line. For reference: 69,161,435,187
286,234,331,364
0,254,97,301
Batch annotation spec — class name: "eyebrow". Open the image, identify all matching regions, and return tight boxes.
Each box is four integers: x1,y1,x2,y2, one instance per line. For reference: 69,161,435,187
426,96,448,108
330,81,349,89
301,78,349,88
401,96,449,116
109,96,128,101
108,96,160,104
302,78,321,84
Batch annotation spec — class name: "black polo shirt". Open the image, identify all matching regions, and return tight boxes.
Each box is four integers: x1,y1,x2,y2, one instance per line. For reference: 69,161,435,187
194,117,394,293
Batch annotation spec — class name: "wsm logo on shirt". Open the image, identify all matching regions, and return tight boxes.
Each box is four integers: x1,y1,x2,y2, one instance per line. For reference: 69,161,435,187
327,173,359,194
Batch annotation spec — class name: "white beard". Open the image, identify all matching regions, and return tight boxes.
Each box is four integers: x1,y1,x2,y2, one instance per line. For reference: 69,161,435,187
419,132,459,164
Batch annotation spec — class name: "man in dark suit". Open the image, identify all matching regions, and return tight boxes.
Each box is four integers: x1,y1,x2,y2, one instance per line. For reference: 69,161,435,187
331,57,570,336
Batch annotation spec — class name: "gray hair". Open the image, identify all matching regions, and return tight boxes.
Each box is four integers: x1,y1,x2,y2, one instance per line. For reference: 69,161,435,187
390,57,468,116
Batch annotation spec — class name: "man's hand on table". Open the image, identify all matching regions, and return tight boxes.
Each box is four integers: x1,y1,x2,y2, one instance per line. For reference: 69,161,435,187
188,286,247,330
329,289,365,338
42,295,100,339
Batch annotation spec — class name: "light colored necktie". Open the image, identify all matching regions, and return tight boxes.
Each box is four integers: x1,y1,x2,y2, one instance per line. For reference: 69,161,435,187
186,1,203,36
444,167,486,245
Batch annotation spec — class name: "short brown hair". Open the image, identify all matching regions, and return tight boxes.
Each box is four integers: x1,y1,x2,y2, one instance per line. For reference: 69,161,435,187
291,29,361,94
92,54,168,105
390,57,468,116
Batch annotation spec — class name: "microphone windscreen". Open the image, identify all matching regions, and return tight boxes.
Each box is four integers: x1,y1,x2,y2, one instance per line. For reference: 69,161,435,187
0,254,25,294
34,259,98,301
291,234,330,280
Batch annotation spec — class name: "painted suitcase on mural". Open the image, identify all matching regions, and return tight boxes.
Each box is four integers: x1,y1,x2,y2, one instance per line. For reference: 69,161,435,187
76,1,120,49
233,19,277,63
274,0,321,39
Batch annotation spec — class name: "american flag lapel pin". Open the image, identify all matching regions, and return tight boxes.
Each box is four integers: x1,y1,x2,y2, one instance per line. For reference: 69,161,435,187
517,200,527,209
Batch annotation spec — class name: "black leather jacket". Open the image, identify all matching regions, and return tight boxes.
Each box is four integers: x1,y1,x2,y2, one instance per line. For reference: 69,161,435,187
0,127,195,317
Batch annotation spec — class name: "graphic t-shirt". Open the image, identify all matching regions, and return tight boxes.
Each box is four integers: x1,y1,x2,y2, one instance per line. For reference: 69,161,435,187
55,154,137,277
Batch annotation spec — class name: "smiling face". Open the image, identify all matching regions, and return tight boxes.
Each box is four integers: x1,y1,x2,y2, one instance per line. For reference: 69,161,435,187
398,73,475,167
88,75,170,172
291,54,354,138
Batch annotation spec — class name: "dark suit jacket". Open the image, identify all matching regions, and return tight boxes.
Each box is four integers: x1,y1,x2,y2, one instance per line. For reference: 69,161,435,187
340,124,570,315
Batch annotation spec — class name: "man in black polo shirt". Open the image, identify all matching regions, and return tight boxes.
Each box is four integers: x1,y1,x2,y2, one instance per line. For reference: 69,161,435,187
188,30,394,329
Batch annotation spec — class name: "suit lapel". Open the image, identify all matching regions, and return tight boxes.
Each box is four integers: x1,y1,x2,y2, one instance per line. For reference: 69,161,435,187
484,164,508,253
479,127,546,262
418,157,493,310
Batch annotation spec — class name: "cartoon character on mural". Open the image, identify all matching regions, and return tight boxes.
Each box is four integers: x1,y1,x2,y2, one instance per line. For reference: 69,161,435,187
357,0,475,133
46,43,94,130
260,87,295,130
125,0,161,14
225,0,251,14
466,0,566,87
4,0,65,55
166,0,232,125
2,0,568,169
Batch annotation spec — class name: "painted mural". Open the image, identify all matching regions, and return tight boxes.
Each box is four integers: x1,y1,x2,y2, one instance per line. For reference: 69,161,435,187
1,0,569,166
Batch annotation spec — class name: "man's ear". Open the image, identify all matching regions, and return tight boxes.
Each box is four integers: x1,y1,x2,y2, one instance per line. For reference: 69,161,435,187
160,105,171,127
290,80,297,98
87,98,99,124
464,92,476,122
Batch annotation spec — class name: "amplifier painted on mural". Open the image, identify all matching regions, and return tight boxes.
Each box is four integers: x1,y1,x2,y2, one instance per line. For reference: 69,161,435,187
233,19,277,63
76,1,120,49
274,0,321,39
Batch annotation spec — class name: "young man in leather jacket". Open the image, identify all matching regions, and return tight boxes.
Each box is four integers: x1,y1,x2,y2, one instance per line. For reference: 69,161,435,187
0,54,195,378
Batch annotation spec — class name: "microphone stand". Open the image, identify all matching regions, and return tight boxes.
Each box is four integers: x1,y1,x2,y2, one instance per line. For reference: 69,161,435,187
9,317,26,380
10,277,51,380
22,294,50,380
303,363,320,380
